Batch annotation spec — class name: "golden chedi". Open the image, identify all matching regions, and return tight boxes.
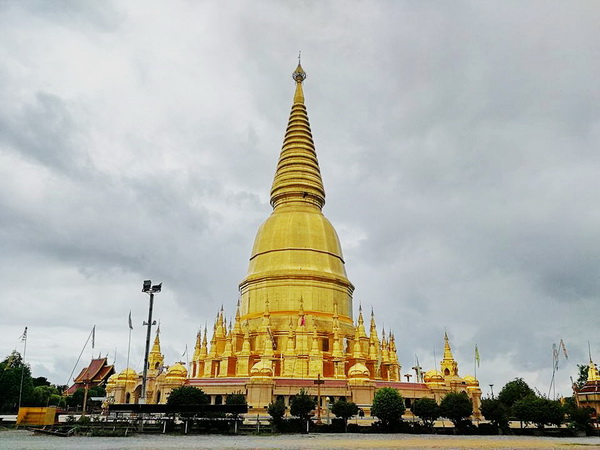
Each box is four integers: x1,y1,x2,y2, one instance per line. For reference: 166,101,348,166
106,62,482,419
188,63,401,389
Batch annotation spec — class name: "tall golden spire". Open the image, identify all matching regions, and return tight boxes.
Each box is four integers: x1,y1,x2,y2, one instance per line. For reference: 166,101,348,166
239,59,355,344
200,325,208,359
270,62,325,210
148,327,164,372
193,330,202,361
443,331,453,360
357,306,367,338
441,331,459,377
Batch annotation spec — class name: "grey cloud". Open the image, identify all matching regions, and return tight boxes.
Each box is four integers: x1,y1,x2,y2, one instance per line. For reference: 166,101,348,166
1,0,123,32
1,1,599,396
0,92,91,175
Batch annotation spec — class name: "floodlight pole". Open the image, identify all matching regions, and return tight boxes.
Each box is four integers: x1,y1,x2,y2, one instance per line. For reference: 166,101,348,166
141,280,161,404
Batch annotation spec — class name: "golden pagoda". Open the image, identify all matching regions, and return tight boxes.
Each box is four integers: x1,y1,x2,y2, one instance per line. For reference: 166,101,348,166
106,62,482,418
575,358,600,417
106,327,187,405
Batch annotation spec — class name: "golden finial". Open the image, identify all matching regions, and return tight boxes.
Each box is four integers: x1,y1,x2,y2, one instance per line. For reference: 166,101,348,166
292,53,306,104
293,51,306,83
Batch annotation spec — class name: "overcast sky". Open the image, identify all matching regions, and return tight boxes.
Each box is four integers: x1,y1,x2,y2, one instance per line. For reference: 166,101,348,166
1,1,599,398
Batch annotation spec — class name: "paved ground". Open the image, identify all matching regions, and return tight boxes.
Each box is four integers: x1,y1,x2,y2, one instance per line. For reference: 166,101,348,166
3,430,600,449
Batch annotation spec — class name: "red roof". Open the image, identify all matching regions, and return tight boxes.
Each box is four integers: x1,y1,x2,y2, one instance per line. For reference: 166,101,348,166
64,358,115,396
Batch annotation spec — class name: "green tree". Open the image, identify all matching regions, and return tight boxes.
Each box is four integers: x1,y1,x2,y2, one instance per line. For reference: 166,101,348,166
32,377,51,387
0,351,34,412
575,365,589,390
371,387,406,430
290,389,316,433
225,392,247,419
497,378,535,408
65,385,106,411
66,388,85,409
89,385,105,397
536,398,563,429
331,399,359,432
512,395,563,429
480,398,509,430
413,397,440,429
267,398,287,429
166,386,209,405
439,391,473,429
225,392,247,406
512,394,535,426
31,385,60,406
565,401,594,433
48,394,66,408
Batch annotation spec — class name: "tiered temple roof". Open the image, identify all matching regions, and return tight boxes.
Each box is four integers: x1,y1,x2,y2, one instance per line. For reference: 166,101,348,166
65,357,115,395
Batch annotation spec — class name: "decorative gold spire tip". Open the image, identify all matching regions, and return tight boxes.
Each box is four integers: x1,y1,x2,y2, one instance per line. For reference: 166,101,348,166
292,52,306,84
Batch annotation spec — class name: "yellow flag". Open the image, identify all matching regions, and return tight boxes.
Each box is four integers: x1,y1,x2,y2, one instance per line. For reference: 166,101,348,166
475,345,480,367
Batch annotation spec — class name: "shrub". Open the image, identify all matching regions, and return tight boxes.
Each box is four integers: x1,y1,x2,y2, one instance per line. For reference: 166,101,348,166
512,395,563,429
480,398,509,431
166,386,209,406
371,387,406,430
567,405,594,432
331,399,359,432
413,397,439,429
498,378,535,408
225,392,246,406
439,392,473,429
267,398,286,429
290,389,316,433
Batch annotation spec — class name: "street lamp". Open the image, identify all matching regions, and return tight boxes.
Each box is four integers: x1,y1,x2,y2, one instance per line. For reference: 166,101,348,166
141,280,161,403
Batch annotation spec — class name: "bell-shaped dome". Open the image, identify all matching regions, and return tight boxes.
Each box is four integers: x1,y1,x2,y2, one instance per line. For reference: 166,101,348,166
424,370,444,383
117,368,138,383
463,375,479,386
106,373,118,389
250,360,274,378
165,362,188,381
348,363,370,379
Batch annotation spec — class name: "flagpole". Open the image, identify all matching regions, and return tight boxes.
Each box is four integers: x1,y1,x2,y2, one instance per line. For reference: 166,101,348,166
126,311,133,402
18,327,28,409
65,326,95,389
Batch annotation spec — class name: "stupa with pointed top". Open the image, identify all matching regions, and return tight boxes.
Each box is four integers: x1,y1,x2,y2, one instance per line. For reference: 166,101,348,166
105,62,482,417
240,63,355,342
182,63,405,407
